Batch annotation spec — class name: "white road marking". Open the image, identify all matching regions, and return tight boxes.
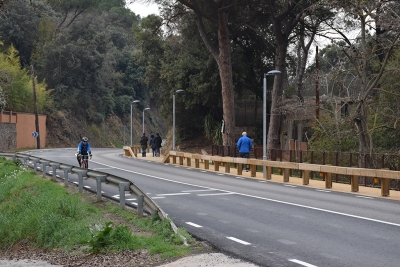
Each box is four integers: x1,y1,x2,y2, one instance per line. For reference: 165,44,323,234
356,196,374,199
217,174,224,176
151,197,165,199
316,189,331,193
186,222,202,228
156,193,191,196
197,192,235,196
289,259,318,267
126,198,136,201
226,237,251,245
93,168,114,170
84,186,91,189
235,177,245,179
89,161,400,227
182,189,216,192
201,171,207,173
284,184,297,187
130,202,138,205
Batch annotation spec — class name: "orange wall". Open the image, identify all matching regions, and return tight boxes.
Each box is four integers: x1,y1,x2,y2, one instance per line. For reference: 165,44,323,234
0,111,46,149
15,113,46,149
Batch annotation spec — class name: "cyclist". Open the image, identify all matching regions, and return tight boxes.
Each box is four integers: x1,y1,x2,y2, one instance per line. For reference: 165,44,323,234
77,136,92,167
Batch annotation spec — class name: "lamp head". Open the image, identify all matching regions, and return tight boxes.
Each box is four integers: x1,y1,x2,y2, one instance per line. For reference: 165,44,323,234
144,108,150,111
175,89,185,94
132,100,140,104
266,70,281,76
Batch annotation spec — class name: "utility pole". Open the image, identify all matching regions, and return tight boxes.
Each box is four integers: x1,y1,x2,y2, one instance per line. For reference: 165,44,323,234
30,65,40,149
315,46,319,119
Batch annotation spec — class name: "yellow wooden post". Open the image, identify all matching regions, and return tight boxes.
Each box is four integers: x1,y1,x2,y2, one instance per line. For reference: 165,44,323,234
302,170,310,185
351,175,359,192
225,162,230,173
204,160,209,169
186,157,191,167
214,161,220,171
250,164,256,177
325,172,332,189
195,159,200,168
237,162,243,175
381,178,390,197
283,168,290,182
266,166,272,180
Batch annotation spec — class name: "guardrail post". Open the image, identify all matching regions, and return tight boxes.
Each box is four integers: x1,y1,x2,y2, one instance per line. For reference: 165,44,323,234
204,159,209,169
186,157,191,167
31,159,39,173
266,166,272,180
51,164,60,182
237,162,242,175
325,171,332,189
77,171,88,193
351,175,359,192
179,156,183,165
137,194,144,217
41,161,49,177
302,170,310,185
214,161,220,171
195,158,200,168
225,161,230,173
23,156,29,166
12,154,17,161
63,167,72,185
119,182,131,209
381,178,390,197
250,164,256,177
283,168,290,182
96,176,107,200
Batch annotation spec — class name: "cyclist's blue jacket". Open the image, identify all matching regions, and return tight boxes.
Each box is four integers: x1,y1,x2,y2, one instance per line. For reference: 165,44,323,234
237,136,252,153
77,141,91,155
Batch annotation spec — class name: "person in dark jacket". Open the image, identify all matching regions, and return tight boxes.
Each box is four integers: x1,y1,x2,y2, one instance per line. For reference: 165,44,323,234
237,131,252,171
154,133,162,157
150,134,156,157
140,133,149,157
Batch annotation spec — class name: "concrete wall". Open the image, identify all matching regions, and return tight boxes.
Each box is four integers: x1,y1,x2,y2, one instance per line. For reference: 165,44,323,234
0,111,46,150
0,123,17,151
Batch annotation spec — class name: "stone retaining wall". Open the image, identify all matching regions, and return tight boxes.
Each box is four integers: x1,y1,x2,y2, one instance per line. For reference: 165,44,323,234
0,123,17,151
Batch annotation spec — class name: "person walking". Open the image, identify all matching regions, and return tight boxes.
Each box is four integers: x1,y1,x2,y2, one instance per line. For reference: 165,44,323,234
150,134,156,157
237,131,252,172
140,133,149,157
154,133,162,157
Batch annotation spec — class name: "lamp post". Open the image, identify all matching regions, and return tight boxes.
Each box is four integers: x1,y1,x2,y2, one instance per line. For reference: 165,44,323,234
142,107,150,133
130,100,140,146
263,70,281,179
173,89,185,150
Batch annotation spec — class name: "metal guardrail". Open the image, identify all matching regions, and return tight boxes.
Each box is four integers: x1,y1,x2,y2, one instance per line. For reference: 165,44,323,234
0,152,187,245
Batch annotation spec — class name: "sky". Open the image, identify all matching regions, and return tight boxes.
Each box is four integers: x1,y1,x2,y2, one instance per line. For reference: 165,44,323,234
127,2,160,17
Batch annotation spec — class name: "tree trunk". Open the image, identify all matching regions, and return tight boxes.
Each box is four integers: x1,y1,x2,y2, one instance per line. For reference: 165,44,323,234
217,10,235,146
267,42,288,157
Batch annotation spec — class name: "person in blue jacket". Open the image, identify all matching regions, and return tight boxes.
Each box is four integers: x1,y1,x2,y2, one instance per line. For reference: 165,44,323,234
77,136,92,167
237,131,252,171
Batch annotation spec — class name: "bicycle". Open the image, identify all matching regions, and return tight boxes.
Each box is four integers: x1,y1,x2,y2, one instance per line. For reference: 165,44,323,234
77,154,90,169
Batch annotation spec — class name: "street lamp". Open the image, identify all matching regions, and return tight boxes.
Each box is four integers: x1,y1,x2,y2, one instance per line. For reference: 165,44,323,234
263,70,281,179
142,107,150,133
173,89,185,150
130,100,140,146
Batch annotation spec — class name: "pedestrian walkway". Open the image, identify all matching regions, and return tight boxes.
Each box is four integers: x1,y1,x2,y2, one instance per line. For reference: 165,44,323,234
131,151,400,201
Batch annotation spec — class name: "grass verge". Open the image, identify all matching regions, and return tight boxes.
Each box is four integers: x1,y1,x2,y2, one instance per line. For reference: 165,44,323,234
0,156,203,260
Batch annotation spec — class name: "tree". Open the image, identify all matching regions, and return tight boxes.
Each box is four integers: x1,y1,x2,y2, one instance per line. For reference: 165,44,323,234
327,0,400,166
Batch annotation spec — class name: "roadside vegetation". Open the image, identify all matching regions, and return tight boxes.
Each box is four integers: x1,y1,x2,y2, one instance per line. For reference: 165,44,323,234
0,157,200,259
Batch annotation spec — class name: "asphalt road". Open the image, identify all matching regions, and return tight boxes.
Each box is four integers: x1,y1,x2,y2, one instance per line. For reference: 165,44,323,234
24,148,400,267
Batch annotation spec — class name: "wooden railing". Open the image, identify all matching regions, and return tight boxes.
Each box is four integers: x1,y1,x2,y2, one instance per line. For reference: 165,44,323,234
161,151,400,198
